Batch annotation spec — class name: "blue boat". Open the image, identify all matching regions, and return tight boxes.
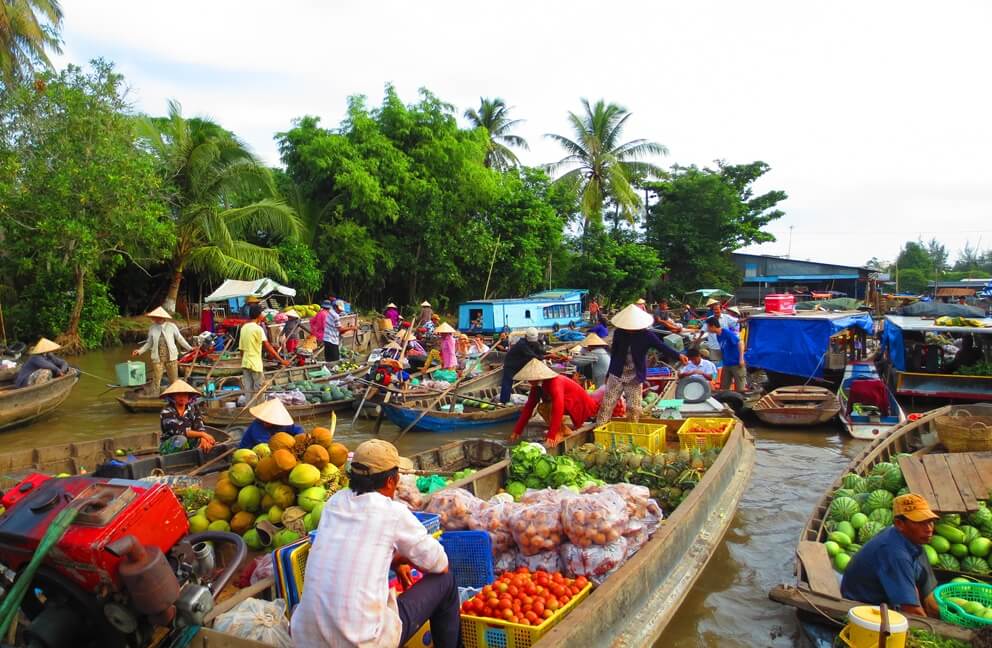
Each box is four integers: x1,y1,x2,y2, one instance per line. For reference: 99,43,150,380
457,289,588,334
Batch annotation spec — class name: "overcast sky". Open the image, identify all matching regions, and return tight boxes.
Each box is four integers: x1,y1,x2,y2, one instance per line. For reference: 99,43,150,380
54,1,992,268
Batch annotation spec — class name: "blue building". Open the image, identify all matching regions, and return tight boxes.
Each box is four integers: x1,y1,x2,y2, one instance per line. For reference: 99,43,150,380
731,253,870,304
457,289,589,333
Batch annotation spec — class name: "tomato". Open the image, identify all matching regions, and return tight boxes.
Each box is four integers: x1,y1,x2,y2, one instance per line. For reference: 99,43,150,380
497,599,511,611
502,608,514,620
533,601,545,616
542,608,554,619
497,582,509,593
508,585,519,596
546,598,560,612
519,618,531,626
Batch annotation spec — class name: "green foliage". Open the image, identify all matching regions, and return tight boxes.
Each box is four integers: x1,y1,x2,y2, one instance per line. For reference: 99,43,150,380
895,241,932,273
277,240,322,302
896,268,929,294
561,227,663,304
463,97,528,171
9,272,119,349
0,0,63,87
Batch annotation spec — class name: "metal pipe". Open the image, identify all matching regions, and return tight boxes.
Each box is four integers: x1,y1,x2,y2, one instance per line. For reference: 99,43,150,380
184,531,247,596
191,542,215,580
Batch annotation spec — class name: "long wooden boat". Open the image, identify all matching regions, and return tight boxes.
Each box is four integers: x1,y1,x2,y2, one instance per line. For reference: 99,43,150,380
752,386,841,426
445,416,756,646
837,361,906,439
0,370,79,431
0,365,18,383
768,405,986,644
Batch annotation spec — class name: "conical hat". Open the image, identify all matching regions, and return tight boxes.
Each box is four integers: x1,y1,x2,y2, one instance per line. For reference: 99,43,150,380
30,337,61,354
385,302,397,309
249,398,294,426
385,341,402,350
161,379,201,398
583,333,608,348
705,298,721,306
420,301,431,307
514,358,557,381
611,304,654,331
636,298,647,305
146,306,172,319
435,322,456,335
285,310,300,319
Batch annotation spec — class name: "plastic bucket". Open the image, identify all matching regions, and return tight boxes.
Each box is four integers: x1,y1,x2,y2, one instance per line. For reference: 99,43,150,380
838,606,907,648
115,361,146,387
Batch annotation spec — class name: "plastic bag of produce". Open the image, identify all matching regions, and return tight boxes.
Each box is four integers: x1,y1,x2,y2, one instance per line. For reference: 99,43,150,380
416,474,448,494
520,486,580,506
561,490,628,548
494,551,518,575
396,475,426,510
425,488,486,530
560,537,628,581
510,502,565,556
584,483,651,519
212,597,293,648
516,549,562,573
469,501,520,555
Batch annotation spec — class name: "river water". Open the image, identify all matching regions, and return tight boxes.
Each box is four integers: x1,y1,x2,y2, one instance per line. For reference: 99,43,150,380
4,348,873,646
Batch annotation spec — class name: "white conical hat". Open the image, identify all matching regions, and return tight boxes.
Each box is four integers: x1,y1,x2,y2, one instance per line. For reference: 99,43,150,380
435,322,456,335
636,298,647,305
146,306,172,319
420,301,431,307
161,379,201,397
513,358,558,381
385,302,397,309
582,333,608,348
30,337,61,354
249,398,294,426
611,304,654,331
285,310,300,319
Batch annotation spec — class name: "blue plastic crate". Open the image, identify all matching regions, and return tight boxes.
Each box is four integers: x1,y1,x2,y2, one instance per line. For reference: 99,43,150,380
439,530,493,589
414,511,441,535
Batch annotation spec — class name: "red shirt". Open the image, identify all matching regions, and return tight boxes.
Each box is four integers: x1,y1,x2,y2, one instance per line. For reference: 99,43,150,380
512,375,599,440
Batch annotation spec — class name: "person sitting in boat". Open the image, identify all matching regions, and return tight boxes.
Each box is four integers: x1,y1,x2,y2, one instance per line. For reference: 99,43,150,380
571,333,611,387
510,359,601,445
499,327,545,404
159,379,216,454
238,398,303,449
706,316,747,393
468,335,490,356
491,329,511,353
841,494,940,618
132,306,193,396
14,338,71,388
679,347,717,380
653,299,683,334
383,302,400,329
588,313,609,339
291,439,460,648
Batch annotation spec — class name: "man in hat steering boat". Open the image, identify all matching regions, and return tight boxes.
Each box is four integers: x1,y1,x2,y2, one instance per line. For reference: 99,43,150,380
132,306,193,396
14,338,72,388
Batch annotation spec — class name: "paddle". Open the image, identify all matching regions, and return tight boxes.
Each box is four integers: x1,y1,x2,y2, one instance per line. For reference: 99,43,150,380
353,308,416,427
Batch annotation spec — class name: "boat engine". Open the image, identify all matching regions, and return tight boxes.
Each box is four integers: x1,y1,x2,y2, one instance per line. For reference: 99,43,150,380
0,474,246,648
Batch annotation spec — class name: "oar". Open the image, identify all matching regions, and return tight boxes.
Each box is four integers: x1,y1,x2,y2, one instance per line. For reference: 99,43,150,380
195,336,234,383
352,308,416,427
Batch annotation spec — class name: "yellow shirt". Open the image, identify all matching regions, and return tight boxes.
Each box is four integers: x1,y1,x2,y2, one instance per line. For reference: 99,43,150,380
239,321,264,372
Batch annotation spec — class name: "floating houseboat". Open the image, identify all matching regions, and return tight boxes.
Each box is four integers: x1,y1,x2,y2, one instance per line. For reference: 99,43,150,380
457,289,588,333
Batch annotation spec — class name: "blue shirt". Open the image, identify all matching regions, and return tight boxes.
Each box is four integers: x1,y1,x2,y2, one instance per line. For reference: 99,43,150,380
239,420,304,449
715,328,742,367
841,526,936,607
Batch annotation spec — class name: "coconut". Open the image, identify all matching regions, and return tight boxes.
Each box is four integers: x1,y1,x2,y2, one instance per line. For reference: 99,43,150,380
252,443,272,458
297,486,326,512
268,505,284,523
189,514,210,533
214,480,239,505
272,449,298,472
269,432,296,453
229,463,255,488
303,445,330,469
232,448,259,467
274,528,301,548
255,456,283,482
243,528,264,550
311,426,333,449
328,442,349,468
304,512,317,532
208,520,230,533
270,483,296,509
230,511,256,535
288,463,321,490
237,485,262,512
260,494,275,511
205,500,231,522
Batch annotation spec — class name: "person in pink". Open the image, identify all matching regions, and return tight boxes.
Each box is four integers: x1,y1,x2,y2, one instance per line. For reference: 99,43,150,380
383,302,400,329
309,300,331,344
435,322,458,369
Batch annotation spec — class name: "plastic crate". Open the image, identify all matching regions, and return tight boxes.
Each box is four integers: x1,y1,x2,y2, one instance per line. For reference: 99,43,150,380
461,582,592,648
415,511,442,536
115,361,146,387
593,421,665,453
934,582,992,628
439,531,494,589
273,535,313,613
676,417,734,451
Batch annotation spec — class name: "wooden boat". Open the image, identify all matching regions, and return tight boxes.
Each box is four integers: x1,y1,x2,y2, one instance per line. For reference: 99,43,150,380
446,416,756,646
837,361,905,439
407,438,508,473
769,405,986,643
751,386,841,426
0,370,79,431
178,354,282,378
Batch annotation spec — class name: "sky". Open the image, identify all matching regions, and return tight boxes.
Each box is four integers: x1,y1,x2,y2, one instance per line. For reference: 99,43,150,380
53,0,992,268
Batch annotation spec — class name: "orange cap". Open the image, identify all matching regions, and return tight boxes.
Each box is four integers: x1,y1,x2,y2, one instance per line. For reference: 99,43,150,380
892,493,938,522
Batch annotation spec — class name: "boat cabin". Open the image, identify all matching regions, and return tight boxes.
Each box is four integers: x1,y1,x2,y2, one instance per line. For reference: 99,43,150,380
204,278,297,320
457,289,588,333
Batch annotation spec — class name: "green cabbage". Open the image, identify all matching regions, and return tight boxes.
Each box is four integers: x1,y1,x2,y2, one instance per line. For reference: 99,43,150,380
509,442,546,480
534,456,556,480
506,481,526,500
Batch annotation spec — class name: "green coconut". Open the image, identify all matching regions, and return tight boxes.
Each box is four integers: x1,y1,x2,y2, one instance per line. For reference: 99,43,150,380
189,514,210,533
274,528,301,548
208,520,230,533
237,485,262,513
288,463,321,490
232,448,259,468
243,528,264,550
297,486,326,512
270,483,296,509
229,463,255,488
252,443,272,459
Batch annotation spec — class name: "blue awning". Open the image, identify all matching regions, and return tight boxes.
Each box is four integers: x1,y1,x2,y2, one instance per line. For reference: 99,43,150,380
745,313,875,378
742,274,860,283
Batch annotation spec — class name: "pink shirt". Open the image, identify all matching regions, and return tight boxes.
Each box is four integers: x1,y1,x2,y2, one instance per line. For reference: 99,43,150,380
439,334,457,369
310,309,328,342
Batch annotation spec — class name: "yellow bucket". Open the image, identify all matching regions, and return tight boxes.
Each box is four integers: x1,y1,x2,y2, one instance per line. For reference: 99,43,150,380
838,606,908,648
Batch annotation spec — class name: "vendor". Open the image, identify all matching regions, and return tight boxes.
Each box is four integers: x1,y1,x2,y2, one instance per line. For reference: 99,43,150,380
571,332,611,387
595,304,687,426
280,309,301,354
384,302,401,329
291,439,459,648
418,301,435,335
323,300,355,362
14,338,71,388
310,300,332,348
706,316,746,392
679,347,717,380
588,313,609,339
238,398,303,449
240,305,289,399
841,494,940,618
239,295,260,319
698,298,738,364
435,323,458,369
159,379,216,454
492,330,511,353
499,327,544,404
132,306,193,396
653,299,682,334
510,359,600,445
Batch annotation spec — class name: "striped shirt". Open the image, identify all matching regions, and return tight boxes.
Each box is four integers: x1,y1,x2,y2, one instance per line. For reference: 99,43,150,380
290,489,448,647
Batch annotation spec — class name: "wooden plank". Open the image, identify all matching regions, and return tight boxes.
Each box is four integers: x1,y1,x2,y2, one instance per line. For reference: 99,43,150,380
797,541,841,598
898,455,937,505
922,454,968,512
945,453,982,511
969,452,992,501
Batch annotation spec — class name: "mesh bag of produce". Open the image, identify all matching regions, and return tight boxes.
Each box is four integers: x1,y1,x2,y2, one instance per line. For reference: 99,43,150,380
560,537,628,581
469,501,520,555
561,490,629,548
212,598,293,648
425,488,486,530
520,486,581,506
516,549,562,573
510,502,565,556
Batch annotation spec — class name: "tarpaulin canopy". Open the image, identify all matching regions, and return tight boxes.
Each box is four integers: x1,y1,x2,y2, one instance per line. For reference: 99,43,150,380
745,312,875,378
204,278,296,303
893,302,984,318
882,315,992,372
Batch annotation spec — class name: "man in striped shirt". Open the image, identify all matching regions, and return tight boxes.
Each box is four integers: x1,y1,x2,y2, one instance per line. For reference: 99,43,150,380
291,440,461,647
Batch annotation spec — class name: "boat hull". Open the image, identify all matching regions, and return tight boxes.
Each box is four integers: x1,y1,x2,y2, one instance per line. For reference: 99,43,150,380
381,403,520,432
891,369,992,402
752,386,840,426
0,371,79,431
837,362,905,439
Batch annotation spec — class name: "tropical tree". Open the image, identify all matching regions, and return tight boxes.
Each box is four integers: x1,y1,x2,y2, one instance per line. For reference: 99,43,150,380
546,99,667,231
139,101,300,312
463,97,528,171
0,0,63,87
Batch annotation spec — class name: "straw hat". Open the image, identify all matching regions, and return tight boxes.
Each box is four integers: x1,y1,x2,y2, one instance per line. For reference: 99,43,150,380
435,322,456,335
385,302,397,309
385,341,402,351
583,333,608,348
30,337,61,354
146,306,172,320
705,298,721,306
285,310,300,319
249,398,294,426
611,304,654,331
636,298,647,305
161,379,201,398
514,358,558,382
420,301,431,307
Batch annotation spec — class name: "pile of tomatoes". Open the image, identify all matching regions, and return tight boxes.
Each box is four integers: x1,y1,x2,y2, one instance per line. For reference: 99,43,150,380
460,567,589,626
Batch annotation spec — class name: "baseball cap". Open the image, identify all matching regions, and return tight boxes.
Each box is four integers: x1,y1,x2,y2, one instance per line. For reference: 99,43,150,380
525,327,539,342
351,439,413,475
892,493,938,522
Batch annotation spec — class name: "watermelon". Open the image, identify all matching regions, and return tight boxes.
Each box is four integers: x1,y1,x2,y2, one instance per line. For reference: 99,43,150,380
939,553,961,571
868,508,894,527
864,475,884,492
951,543,970,559
834,488,856,500
971,537,992,558
836,521,856,540
961,525,981,545
870,461,905,493
841,473,867,493
970,505,992,528
941,513,962,527
850,513,869,530
864,490,894,514
858,521,884,544
962,556,991,575
829,497,861,522
847,543,863,554
896,487,909,497
828,531,853,547
930,536,951,554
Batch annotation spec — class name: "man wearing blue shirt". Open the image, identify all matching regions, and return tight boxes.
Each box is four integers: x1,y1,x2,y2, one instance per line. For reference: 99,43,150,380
238,397,304,449
841,494,940,618
705,317,746,392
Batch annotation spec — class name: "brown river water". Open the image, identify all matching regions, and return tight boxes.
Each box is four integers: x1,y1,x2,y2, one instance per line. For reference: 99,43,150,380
3,348,871,646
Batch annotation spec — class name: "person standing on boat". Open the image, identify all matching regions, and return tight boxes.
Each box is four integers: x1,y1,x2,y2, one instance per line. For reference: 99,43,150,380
239,398,304,449
705,316,747,392
383,302,401,329
14,338,71,388
280,310,302,354
570,333,611,387
595,304,686,426
587,313,609,339
310,300,332,349
323,299,355,363
240,305,288,399
499,327,544,404
635,298,648,311
588,296,600,322
158,379,216,454
510,359,601,445
418,301,435,335
132,307,193,396
434,323,459,370
699,298,738,364
679,347,717,380
841,494,940,618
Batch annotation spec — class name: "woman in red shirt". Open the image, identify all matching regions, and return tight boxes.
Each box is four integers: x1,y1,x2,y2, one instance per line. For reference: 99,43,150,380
509,359,600,445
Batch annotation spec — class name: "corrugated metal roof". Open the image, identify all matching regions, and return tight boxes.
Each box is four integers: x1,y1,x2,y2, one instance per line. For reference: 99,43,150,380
935,288,977,297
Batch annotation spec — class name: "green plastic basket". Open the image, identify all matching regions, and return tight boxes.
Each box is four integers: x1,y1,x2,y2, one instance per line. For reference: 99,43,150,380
934,581,992,628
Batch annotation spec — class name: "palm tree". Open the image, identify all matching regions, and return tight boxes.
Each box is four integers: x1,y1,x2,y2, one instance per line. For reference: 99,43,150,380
139,101,301,312
0,0,63,87
464,97,528,171
546,99,667,230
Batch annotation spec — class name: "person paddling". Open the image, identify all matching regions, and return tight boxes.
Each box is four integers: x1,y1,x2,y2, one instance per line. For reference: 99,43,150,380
14,338,71,388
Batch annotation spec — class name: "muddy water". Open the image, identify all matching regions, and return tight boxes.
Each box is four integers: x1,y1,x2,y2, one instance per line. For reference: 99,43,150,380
4,348,872,646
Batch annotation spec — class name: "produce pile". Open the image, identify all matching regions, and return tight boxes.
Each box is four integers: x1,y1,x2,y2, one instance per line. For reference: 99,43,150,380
823,457,992,576
189,428,349,550
955,360,992,377
941,577,992,621
270,381,354,405
459,567,589,627
282,304,322,318
504,442,602,498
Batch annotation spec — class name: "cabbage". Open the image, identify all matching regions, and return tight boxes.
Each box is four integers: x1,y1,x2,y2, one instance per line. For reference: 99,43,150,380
524,476,544,490
548,460,581,488
864,490,894,514
506,481,526,501
868,508,893,526
509,442,546,480
858,521,884,543
534,456,556,480
829,497,860,522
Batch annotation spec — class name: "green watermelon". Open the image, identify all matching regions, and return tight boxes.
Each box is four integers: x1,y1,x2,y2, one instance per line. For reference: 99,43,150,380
962,556,991,575
834,488,857,500
870,462,905,493
962,526,982,545
923,544,939,566
850,513,869,530
939,553,961,571
864,490,894,514
858,521,884,544
841,473,867,493
829,497,861,522
970,505,992,528
868,508,893,527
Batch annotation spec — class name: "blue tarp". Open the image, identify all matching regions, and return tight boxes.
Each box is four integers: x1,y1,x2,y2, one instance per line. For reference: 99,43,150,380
745,313,875,378
882,322,906,371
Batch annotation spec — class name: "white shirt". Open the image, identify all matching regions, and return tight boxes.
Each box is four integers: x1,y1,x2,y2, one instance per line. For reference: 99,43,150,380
136,322,192,362
679,358,718,380
290,489,448,648
705,313,739,349
323,309,341,344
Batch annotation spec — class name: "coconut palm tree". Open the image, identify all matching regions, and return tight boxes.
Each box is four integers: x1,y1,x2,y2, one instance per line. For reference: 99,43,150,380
0,0,63,87
546,99,667,230
464,97,528,171
139,101,301,312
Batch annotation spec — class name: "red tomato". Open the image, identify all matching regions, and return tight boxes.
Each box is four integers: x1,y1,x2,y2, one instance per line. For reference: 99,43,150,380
542,608,554,619
502,609,514,620
508,585,519,596
533,601,545,616
547,598,560,612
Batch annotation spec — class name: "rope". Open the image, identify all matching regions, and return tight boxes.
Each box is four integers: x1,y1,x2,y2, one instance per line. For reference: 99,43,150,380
795,588,846,628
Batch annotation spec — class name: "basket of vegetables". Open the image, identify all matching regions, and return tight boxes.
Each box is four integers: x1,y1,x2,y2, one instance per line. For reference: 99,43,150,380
933,580,992,628
676,418,734,451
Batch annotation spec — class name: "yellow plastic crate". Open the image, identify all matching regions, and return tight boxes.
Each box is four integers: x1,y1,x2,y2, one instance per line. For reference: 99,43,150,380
593,421,665,453
676,417,734,451
461,582,592,648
